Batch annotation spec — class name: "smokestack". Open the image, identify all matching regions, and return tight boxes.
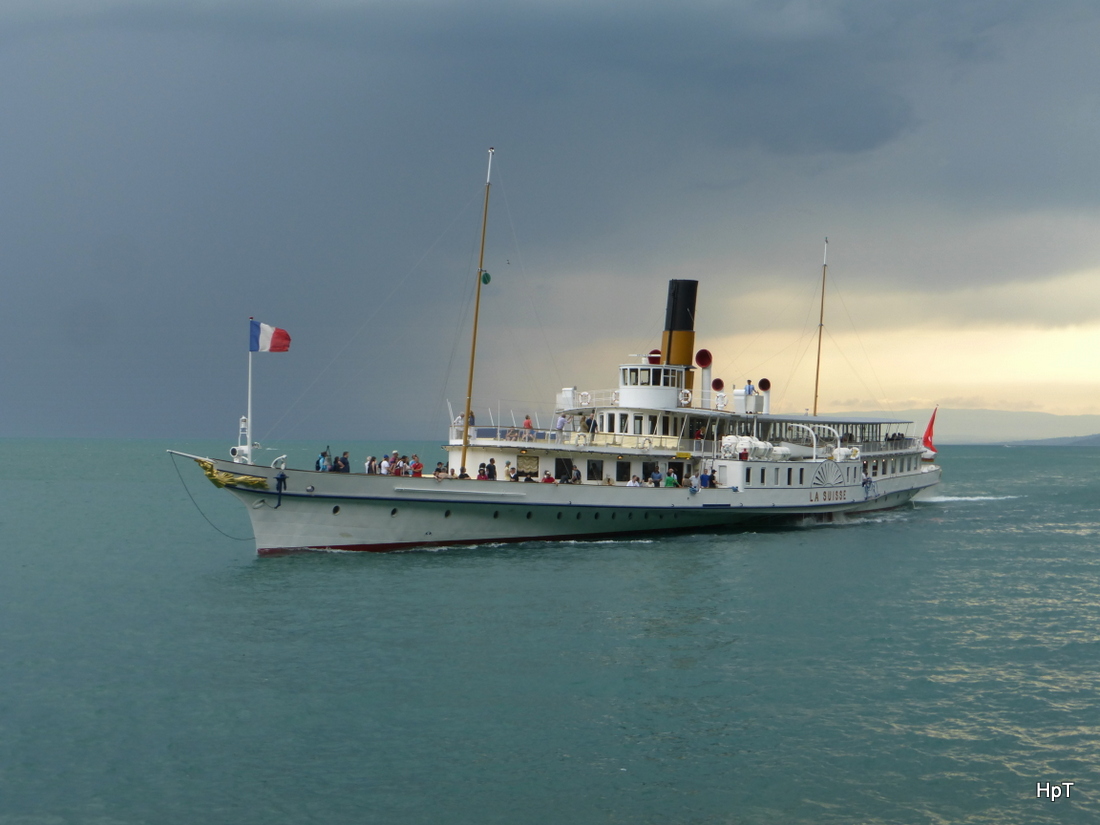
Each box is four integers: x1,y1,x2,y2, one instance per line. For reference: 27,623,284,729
660,280,698,388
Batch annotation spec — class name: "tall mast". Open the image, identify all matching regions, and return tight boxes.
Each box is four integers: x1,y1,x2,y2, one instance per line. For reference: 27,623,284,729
812,238,827,416
460,147,494,472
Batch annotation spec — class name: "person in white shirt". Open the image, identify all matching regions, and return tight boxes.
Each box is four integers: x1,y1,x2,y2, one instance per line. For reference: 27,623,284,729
627,475,642,487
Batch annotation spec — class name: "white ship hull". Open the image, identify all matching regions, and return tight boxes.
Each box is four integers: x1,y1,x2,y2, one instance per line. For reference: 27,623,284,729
178,453,941,553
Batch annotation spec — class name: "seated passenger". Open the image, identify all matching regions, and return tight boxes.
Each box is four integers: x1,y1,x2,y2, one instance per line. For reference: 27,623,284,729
541,470,556,483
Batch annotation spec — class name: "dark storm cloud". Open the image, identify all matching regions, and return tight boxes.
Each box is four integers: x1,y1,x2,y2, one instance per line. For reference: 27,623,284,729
1,0,1096,437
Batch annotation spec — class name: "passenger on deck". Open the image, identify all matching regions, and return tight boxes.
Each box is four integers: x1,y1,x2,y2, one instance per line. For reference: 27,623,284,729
506,428,519,441
570,465,582,484
487,458,497,480
522,415,534,441
476,464,488,480
627,476,642,487
365,456,377,474
541,470,556,483
650,468,664,486
586,414,598,434
555,414,567,441
433,463,447,479
411,455,423,477
663,468,680,487
458,467,470,479
699,470,712,488
506,461,518,481
744,380,756,396
604,477,615,486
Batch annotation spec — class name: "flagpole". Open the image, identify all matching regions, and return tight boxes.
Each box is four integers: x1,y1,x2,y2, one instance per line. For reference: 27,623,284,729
247,319,254,464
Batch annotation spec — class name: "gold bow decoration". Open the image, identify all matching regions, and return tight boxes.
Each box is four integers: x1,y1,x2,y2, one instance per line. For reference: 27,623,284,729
197,459,269,490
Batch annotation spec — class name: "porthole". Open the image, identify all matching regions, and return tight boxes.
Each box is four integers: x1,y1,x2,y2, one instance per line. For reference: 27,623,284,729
391,508,398,516
576,512,582,520
557,512,562,520
444,510,452,518
332,506,340,515
493,511,500,519
644,513,649,520
628,513,633,520
526,512,533,519
594,512,600,520
611,513,616,520
306,485,315,493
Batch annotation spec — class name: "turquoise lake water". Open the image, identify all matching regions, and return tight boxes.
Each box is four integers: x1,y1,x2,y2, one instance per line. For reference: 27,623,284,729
2,441,1099,823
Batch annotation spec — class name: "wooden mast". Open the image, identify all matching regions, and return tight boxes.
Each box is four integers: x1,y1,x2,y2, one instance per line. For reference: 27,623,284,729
812,238,827,416
460,148,494,473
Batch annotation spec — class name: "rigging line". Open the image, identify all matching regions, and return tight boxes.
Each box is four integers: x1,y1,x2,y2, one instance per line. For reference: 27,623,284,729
828,280,895,414
260,189,484,443
496,168,565,389
431,217,484,430
169,453,254,541
822,326,891,414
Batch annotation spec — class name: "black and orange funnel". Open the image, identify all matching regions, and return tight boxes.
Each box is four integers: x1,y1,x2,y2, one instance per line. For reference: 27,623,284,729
660,280,698,382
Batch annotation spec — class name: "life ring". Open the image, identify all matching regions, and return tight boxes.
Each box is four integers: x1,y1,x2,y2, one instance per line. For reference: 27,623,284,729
641,438,653,451
678,389,692,405
715,392,728,409
578,391,591,405
611,390,620,405
575,434,588,447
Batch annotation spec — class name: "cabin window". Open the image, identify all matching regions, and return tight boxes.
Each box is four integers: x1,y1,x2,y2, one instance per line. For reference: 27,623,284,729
773,468,780,485
619,413,628,433
760,468,766,485
871,460,878,477
587,460,604,481
518,454,539,476
616,461,631,482
890,458,896,474
787,467,792,486
643,461,660,481
661,416,670,436
639,369,650,386
633,415,643,435
629,368,638,385
555,458,574,481
799,468,805,485
745,467,752,485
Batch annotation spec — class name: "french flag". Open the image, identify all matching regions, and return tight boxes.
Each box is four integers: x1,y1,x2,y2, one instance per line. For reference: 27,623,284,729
249,319,291,352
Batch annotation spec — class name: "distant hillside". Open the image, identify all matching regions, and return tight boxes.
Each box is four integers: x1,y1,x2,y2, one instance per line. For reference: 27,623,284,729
828,408,1100,445
1004,434,1100,447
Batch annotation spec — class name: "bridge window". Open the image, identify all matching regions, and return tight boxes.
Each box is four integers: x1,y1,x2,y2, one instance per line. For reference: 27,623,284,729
629,368,638,385
619,413,628,432
633,415,643,434
639,369,650,386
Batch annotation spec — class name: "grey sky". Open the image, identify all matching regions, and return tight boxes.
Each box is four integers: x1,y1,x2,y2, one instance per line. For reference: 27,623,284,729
2,0,1098,440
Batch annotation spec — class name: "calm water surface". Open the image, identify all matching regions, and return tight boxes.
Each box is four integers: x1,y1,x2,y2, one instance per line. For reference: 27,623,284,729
2,441,1099,823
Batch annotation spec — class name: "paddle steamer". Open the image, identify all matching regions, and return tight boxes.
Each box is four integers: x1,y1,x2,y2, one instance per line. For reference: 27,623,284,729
172,151,940,553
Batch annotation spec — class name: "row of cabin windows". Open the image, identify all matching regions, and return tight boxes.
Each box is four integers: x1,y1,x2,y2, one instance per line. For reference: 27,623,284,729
868,454,918,477
594,413,907,447
745,467,809,486
601,412,673,436
621,367,684,388
742,455,919,486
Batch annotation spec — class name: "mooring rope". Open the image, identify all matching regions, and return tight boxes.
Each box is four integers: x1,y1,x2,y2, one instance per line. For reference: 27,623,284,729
169,453,254,542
